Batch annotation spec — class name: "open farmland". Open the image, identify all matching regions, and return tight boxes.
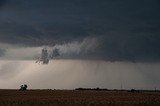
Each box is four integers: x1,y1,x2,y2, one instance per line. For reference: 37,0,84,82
0,90,160,106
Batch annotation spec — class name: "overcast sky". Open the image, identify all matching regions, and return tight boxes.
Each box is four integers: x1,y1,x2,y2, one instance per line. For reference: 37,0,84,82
1,0,160,90
0,0,160,62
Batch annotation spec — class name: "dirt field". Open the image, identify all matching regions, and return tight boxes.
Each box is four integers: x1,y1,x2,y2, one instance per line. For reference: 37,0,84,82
0,90,160,106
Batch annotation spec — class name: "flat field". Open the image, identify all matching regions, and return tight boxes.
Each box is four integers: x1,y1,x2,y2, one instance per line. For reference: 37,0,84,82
0,90,160,106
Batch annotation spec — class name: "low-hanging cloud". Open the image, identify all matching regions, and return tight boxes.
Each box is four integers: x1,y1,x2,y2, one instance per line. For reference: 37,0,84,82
0,48,6,57
52,37,99,58
0,0,160,62
0,37,99,60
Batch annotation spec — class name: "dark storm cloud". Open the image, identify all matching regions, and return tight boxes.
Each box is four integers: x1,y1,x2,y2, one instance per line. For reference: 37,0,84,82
0,0,6,7
0,0,160,62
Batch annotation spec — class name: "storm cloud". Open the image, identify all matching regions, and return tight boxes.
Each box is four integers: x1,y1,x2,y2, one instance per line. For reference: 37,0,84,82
0,0,160,62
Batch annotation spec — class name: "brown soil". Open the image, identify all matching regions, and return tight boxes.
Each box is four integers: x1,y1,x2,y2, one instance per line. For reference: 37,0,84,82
0,90,160,106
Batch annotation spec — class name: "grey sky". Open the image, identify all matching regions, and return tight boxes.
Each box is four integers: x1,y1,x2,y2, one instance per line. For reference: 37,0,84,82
0,0,160,90
0,0,160,62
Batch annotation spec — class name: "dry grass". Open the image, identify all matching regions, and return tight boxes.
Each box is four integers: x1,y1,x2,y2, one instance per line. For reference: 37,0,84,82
0,90,160,106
